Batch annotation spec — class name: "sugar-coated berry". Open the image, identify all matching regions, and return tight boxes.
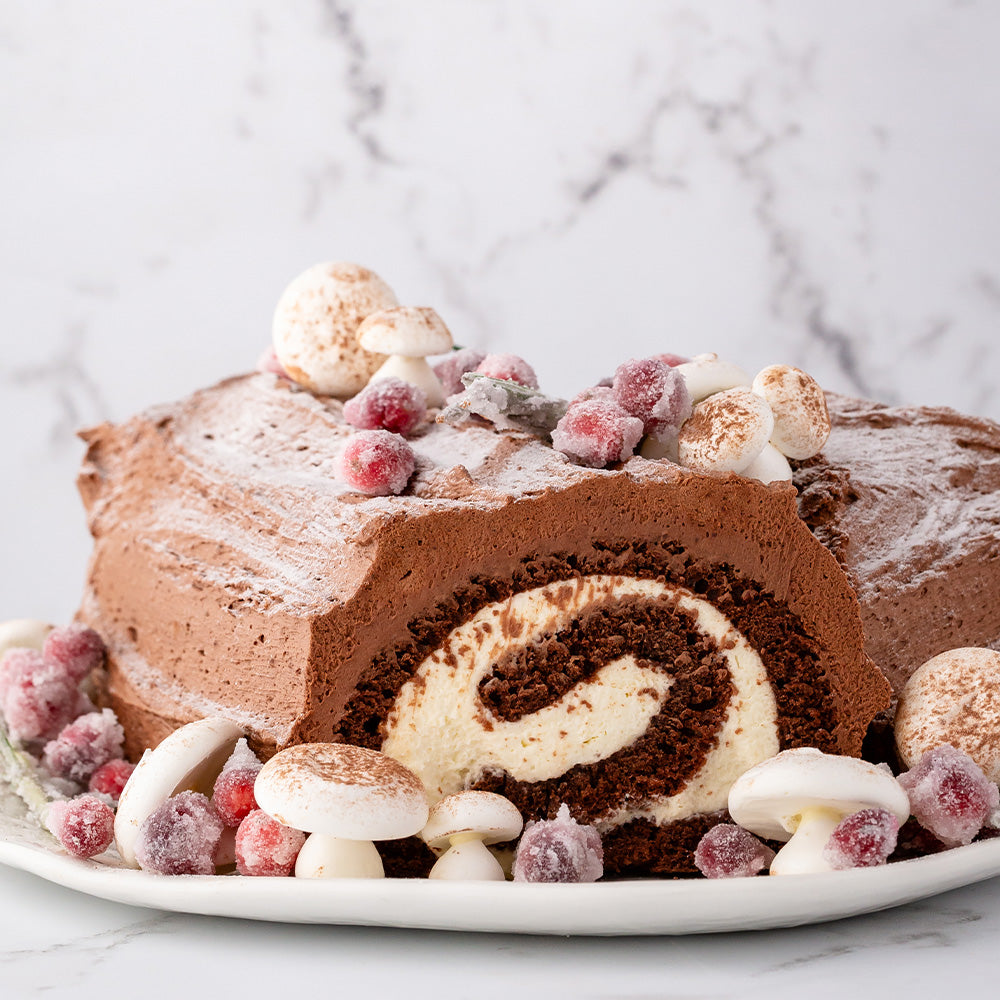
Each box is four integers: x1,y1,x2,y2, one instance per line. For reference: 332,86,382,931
569,385,615,407
694,823,775,878
512,804,603,883
47,795,115,859
823,808,900,870
212,738,263,828
88,758,136,801
653,352,689,367
134,791,225,875
475,353,539,389
433,348,487,397
337,430,416,496
898,744,999,847
612,357,692,440
43,709,125,784
2,650,81,743
42,624,106,684
235,809,307,876
551,399,644,467
343,377,427,436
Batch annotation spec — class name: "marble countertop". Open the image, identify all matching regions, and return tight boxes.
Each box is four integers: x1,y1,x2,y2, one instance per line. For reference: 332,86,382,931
2,1,998,991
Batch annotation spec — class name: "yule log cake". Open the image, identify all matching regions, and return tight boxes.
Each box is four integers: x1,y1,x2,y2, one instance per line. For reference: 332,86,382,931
77,369,892,876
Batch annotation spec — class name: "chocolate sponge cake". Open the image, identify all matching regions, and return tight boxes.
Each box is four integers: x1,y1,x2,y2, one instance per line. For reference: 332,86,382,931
77,373,891,875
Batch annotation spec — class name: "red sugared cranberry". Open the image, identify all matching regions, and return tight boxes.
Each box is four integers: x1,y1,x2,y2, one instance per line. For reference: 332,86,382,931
134,791,225,875
47,795,115,859
2,650,80,743
898,744,999,847
823,808,900,869
337,430,415,496
512,804,603,883
42,625,106,684
212,739,263,828
433,348,487,396
475,353,539,389
88,758,136,801
235,809,306,876
343,377,427,436
550,399,644,467
43,709,124,785
694,823,775,878
612,357,691,440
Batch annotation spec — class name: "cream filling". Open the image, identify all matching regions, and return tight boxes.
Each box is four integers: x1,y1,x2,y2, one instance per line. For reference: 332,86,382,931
382,574,779,829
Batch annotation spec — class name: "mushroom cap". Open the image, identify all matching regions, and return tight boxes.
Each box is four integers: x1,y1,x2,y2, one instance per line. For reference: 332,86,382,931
254,743,429,841
421,791,523,850
728,747,910,842
751,364,831,459
358,306,453,357
895,647,1000,782
675,353,752,403
272,261,396,397
677,386,774,474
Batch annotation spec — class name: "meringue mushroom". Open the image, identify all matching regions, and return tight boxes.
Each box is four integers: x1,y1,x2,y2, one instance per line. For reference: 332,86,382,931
728,748,910,876
751,364,831,460
358,306,453,407
675,353,752,403
253,743,428,879
677,387,775,474
740,442,793,484
272,261,397,398
114,716,245,868
421,791,523,881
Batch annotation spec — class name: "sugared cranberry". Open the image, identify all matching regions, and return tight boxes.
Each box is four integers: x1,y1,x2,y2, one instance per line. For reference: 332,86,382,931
612,357,692,440
88,758,136,801
212,739,262,828
823,808,899,869
433,348,487,396
235,810,306,876
653,352,689,367
43,709,124,785
343,377,427,436
134,791,225,875
550,399,644,467
2,651,80,743
694,823,775,878
475,353,539,389
569,385,615,407
512,804,603,883
42,624,106,684
47,795,115,859
337,430,415,496
898,744,999,847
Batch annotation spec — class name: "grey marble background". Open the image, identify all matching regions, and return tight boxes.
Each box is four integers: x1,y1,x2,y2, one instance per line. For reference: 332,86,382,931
1,1,999,990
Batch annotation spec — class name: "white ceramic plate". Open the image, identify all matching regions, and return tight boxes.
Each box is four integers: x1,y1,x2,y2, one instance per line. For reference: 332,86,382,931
3,787,1000,936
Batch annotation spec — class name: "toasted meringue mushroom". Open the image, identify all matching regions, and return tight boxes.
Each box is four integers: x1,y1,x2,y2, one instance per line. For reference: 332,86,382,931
359,307,453,407
895,648,1000,782
254,743,428,879
421,791,523,881
728,748,910,875
675,353,752,403
740,442,793,484
114,717,244,868
751,364,831,459
272,261,397,398
677,387,774,474
0,619,53,657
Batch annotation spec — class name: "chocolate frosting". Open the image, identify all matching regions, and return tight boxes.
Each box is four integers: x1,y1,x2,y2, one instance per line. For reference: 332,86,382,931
796,393,1000,693
76,373,888,770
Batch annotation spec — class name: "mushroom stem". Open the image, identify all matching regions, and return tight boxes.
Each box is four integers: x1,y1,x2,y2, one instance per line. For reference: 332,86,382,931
294,833,385,879
769,806,843,876
372,356,445,407
429,837,505,881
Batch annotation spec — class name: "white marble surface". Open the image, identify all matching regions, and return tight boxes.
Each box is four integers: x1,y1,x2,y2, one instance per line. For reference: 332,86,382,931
1,1,999,991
